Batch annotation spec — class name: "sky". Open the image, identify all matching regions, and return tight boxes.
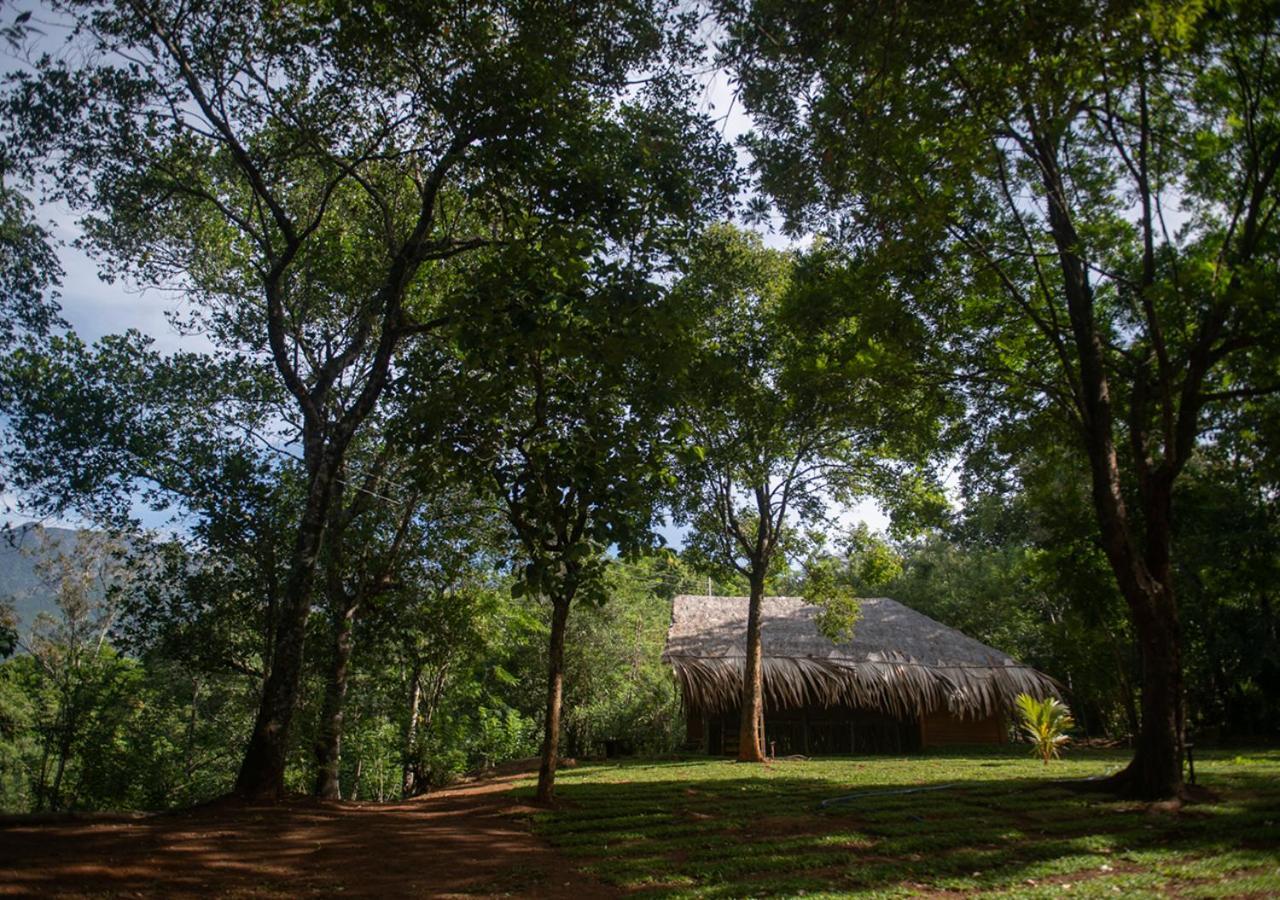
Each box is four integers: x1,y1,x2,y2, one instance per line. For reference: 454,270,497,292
3,13,892,539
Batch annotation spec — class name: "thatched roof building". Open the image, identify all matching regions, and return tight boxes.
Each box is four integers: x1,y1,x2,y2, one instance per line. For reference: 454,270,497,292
664,595,1060,753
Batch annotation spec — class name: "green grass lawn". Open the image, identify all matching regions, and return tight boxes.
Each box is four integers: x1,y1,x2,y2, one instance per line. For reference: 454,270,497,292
523,747,1280,898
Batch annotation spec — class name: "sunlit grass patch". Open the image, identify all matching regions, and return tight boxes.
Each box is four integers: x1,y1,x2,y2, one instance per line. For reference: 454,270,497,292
1182,868,1280,898
983,870,1169,899
530,747,1280,897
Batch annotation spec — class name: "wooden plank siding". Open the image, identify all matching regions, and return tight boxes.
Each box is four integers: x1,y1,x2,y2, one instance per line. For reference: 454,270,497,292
684,708,704,747
687,703,1007,754
919,709,1007,747
692,703,923,756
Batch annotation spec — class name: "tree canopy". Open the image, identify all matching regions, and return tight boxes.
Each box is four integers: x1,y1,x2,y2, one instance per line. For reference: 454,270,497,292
719,0,1280,799
668,224,949,761
0,0,1275,817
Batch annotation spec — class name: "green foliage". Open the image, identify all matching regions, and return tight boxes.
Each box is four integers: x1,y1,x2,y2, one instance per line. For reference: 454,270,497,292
670,225,946,589
558,556,686,755
887,513,1137,738
388,579,540,791
888,445,1280,742
0,530,256,811
1169,454,1280,738
819,524,905,593
4,0,735,797
1,0,1276,816
0,602,15,659
0,659,37,807
0,331,292,738
1015,694,1076,765
401,221,702,611
797,552,862,644
0,185,62,352
723,0,1280,793
0,331,279,532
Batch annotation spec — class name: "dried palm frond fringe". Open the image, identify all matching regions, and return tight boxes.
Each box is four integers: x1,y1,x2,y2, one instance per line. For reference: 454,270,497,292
665,653,1061,721
664,596,1062,720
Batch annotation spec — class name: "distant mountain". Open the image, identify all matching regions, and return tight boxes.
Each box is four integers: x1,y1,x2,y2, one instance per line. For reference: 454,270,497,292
0,524,82,629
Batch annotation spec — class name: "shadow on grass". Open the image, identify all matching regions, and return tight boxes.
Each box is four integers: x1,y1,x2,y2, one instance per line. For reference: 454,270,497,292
531,750,1280,897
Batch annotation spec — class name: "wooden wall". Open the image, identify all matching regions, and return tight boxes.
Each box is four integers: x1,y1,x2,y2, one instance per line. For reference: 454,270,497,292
918,709,1007,747
684,708,703,746
686,703,1008,754
692,703,920,756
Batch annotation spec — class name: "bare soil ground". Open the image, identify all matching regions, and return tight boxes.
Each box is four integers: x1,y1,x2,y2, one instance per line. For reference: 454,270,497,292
0,774,613,899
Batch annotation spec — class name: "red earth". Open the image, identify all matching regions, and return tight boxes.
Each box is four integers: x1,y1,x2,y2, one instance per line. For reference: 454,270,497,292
0,773,614,898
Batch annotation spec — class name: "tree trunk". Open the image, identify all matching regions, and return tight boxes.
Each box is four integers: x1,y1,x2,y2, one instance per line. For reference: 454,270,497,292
314,598,357,799
737,571,767,763
1108,578,1185,799
184,676,201,782
234,454,336,799
401,663,423,798
35,738,52,812
1037,146,1185,801
1079,421,1185,799
49,699,76,810
49,738,69,810
536,595,572,803
1080,448,1185,798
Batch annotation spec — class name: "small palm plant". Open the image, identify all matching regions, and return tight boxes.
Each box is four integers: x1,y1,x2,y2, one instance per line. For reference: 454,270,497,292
1015,693,1075,765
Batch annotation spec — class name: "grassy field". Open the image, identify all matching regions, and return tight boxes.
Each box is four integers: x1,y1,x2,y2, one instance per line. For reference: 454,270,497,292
525,747,1280,898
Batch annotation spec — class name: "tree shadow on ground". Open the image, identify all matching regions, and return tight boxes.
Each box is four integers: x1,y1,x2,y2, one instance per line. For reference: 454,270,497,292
0,775,612,899
534,753,1280,897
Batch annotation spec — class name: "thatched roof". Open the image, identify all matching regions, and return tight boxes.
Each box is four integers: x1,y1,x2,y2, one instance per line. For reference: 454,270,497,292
663,595,1059,720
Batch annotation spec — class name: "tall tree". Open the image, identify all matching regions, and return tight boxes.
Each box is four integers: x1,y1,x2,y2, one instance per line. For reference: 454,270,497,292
310,438,422,800
6,0,694,797
309,445,504,800
670,225,945,762
400,230,687,802
721,0,1280,797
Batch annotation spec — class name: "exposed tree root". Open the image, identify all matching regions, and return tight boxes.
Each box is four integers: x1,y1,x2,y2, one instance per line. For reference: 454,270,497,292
1058,764,1218,806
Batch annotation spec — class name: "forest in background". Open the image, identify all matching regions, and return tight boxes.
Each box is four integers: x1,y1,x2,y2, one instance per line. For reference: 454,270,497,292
4,462,1277,813
0,0,1277,810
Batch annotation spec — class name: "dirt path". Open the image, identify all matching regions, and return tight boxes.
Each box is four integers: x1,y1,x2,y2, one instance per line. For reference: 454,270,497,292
0,775,613,898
